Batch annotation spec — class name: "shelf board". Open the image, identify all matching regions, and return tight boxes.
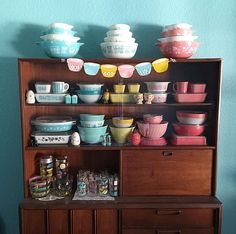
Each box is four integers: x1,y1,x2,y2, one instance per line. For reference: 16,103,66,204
20,196,222,210
26,103,215,107
26,145,216,151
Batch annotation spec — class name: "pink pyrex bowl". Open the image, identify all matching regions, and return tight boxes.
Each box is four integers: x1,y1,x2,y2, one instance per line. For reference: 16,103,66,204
145,82,170,92
161,28,194,37
173,123,205,136
143,114,163,124
176,111,207,125
137,121,168,139
157,41,199,59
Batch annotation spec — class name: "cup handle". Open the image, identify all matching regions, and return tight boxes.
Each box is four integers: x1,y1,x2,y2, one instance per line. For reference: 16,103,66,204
173,83,177,92
64,83,69,92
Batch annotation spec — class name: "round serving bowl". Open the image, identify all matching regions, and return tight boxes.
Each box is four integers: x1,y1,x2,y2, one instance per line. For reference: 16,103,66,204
100,42,138,59
106,29,132,37
176,111,207,125
76,83,103,92
48,22,74,31
161,28,194,37
80,114,105,121
37,40,84,58
77,125,108,144
78,93,101,103
137,121,168,139
145,82,170,93
40,34,80,42
112,117,134,128
80,120,104,128
104,36,135,43
157,35,198,43
109,24,131,31
157,41,199,59
143,114,163,124
109,126,134,144
76,89,101,95
172,123,205,136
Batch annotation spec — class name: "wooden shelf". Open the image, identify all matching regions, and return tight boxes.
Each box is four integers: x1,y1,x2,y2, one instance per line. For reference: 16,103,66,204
26,145,216,151
20,196,222,210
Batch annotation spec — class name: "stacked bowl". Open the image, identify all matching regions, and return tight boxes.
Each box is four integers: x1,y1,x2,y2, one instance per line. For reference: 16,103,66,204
38,23,84,58
77,114,107,144
145,82,170,103
171,111,207,145
110,117,134,144
137,114,168,145
156,23,199,58
100,24,138,59
76,84,103,103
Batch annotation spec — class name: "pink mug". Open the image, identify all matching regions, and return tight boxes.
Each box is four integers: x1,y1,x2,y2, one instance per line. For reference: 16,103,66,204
189,83,206,93
173,82,189,93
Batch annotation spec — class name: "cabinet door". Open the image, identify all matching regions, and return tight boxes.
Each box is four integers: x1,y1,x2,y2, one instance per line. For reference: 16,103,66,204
122,228,214,234
72,210,93,234
21,209,46,234
48,210,69,234
122,149,213,195
96,209,118,234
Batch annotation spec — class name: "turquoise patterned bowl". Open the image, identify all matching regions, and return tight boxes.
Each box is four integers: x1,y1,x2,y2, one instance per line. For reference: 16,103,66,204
84,62,100,76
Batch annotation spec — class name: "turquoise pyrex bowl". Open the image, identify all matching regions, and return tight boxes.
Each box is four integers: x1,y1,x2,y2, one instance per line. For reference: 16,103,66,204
76,89,101,95
42,29,77,36
135,62,152,76
37,40,84,58
77,125,108,144
80,114,105,121
83,62,100,76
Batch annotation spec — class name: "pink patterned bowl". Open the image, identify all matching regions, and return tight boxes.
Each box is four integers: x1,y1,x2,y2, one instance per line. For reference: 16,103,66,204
173,123,205,136
143,114,163,124
145,82,170,93
157,41,199,59
176,111,207,125
118,64,135,78
137,121,168,139
161,28,194,37
152,92,168,103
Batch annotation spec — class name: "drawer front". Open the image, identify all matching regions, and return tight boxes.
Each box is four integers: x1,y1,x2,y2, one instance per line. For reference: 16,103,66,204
122,208,214,228
122,149,213,195
122,228,214,234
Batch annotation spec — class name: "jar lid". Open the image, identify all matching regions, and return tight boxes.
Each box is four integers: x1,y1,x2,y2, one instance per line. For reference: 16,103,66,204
40,155,53,164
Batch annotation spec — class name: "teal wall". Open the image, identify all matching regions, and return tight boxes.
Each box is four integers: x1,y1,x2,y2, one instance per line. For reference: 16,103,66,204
0,0,235,233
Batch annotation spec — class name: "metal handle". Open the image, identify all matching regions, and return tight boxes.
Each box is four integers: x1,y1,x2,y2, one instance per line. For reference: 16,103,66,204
155,210,182,215
162,151,173,157
156,230,181,234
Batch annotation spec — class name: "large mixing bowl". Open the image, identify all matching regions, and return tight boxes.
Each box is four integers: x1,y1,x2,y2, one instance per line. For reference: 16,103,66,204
109,126,134,144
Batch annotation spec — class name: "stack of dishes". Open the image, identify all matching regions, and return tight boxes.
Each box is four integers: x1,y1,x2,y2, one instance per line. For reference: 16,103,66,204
110,117,134,144
31,116,75,145
38,22,84,58
77,114,107,144
145,82,170,103
137,114,168,145
100,24,138,59
171,111,207,145
156,23,199,58
76,83,103,103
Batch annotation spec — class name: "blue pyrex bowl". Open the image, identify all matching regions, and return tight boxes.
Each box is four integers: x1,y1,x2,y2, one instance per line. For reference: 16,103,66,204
31,116,75,132
83,62,100,76
77,125,108,144
135,62,152,76
37,40,84,58
80,114,105,121
75,89,101,95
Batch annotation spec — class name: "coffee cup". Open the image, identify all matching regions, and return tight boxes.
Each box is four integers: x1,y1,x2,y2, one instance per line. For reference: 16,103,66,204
52,82,69,94
173,81,188,93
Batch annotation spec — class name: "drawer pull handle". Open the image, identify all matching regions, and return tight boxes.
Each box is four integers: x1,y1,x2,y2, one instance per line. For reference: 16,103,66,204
162,151,173,157
156,210,182,215
156,230,181,234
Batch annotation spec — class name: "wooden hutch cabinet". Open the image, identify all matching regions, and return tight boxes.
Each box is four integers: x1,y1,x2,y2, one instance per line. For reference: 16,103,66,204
19,58,222,234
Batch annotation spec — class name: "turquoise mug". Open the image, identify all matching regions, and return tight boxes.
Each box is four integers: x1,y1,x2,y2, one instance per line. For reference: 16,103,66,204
52,81,69,94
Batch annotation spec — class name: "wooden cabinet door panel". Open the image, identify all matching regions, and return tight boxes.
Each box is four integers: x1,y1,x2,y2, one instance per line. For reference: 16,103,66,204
122,208,214,228
48,210,69,234
96,209,118,234
72,210,93,234
122,228,214,234
122,150,213,195
21,209,46,234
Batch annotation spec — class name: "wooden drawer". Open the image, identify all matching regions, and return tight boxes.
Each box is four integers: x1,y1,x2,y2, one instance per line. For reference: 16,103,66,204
122,228,214,234
122,149,213,195
122,208,214,228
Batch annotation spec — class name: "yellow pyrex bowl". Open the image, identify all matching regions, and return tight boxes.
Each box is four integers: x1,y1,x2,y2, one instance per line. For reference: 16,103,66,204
112,117,134,128
110,126,134,144
100,64,117,78
152,58,169,73
113,84,125,93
